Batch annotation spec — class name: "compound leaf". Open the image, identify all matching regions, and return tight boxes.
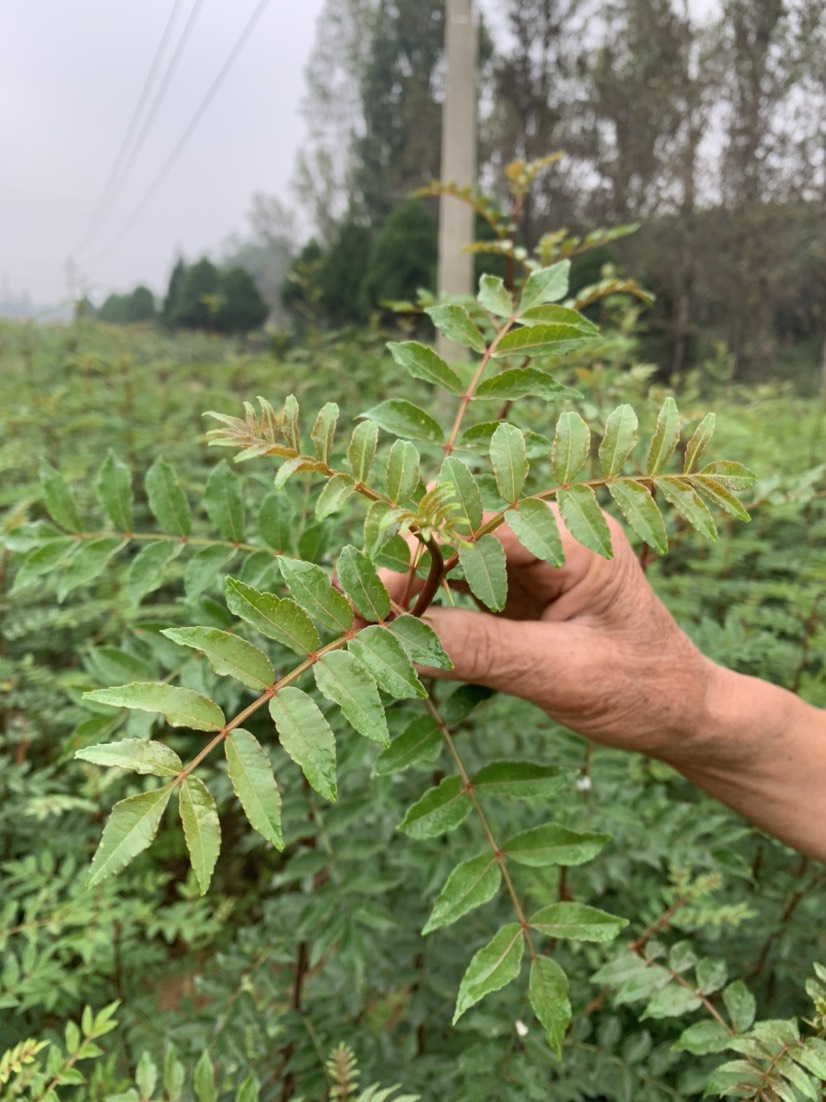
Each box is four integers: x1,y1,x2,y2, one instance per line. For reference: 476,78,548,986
423,853,501,934
490,422,529,503
458,534,507,612
529,956,571,1059
504,823,609,866
84,683,225,732
146,457,191,537
225,728,283,849
607,480,668,555
558,485,613,558
348,626,426,699
96,452,134,531
387,341,464,395
505,499,564,565
278,558,354,634
178,777,221,895
225,577,320,655
398,776,471,839
599,404,639,477
88,785,174,886
75,738,183,777
269,687,337,801
313,651,389,745
453,924,524,1023
204,461,245,542
361,400,444,444
162,627,274,691
425,304,486,353
552,411,591,484
336,545,391,622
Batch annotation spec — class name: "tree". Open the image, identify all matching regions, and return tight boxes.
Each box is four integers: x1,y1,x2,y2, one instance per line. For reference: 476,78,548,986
221,194,295,327
171,257,221,330
352,0,446,224
215,268,268,334
359,200,437,311
316,219,374,325
98,293,129,324
124,285,156,324
162,257,187,328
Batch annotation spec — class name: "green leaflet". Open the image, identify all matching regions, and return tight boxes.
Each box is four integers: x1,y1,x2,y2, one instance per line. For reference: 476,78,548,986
178,777,221,895
475,368,581,402
347,420,379,482
387,615,453,670
84,682,225,732
477,273,513,318
683,412,716,472
162,627,275,691
552,411,591,484
424,304,487,353
258,491,295,553
57,537,126,601
505,500,564,565
643,985,703,1020
658,476,718,542
672,1020,732,1056
438,457,483,532
453,923,524,1023
278,557,354,634
518,303,599,333
646,396,680,476
363,500,403,558
336,545,391,622
529,957,571,1060
40,462,81,531
204,460,245,542
517,260,570,312
459,420,553,458
360,400,445,444
695,476,751,522
397,776,471,839
193,1052,218,1102
558,485,613,558
310,401,339,463
75,738,183,777
457,534,507,612
607,480,668,555
422,852,501,934
315,473,355,520
96,451,134,531
599,404,639,477
88,784,174,886
225,728,284,849
387,341,464,395
225,576,320,655
528,902,628,941
385,439,421,504
494,325,591,358
471,761,568,801
269,687,337,801
184,545,236,599
490,422,529,503
722,981,757,1033
348,625,426,699
313,651,389,745
698,460,757,492
371,716,441,776
504,823,610,866
9,538,78,595
125,540,183,605
145,456,191,537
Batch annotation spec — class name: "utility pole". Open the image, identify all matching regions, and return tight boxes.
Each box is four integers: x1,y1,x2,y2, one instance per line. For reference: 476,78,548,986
437,0,478,355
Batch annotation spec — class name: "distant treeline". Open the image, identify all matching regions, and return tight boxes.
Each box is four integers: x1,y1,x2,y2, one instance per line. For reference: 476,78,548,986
92,256,268,335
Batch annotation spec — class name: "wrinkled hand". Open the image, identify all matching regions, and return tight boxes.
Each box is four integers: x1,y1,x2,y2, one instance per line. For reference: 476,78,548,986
387,507,713,763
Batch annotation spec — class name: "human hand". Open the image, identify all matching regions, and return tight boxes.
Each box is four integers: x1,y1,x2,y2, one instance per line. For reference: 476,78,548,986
388,507,716,764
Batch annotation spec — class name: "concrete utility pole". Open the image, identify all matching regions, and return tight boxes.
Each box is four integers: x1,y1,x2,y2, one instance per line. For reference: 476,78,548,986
438,0,478,321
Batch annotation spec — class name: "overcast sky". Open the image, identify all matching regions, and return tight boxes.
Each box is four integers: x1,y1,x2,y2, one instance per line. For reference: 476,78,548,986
0,1,327,306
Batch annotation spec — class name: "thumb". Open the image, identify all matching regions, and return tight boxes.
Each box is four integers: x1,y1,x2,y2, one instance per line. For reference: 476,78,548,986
422,606,558,700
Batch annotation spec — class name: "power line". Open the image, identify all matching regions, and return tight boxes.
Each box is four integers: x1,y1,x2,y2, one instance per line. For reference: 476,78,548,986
74,0,188,256
77,0,208,257
88,0,274,264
